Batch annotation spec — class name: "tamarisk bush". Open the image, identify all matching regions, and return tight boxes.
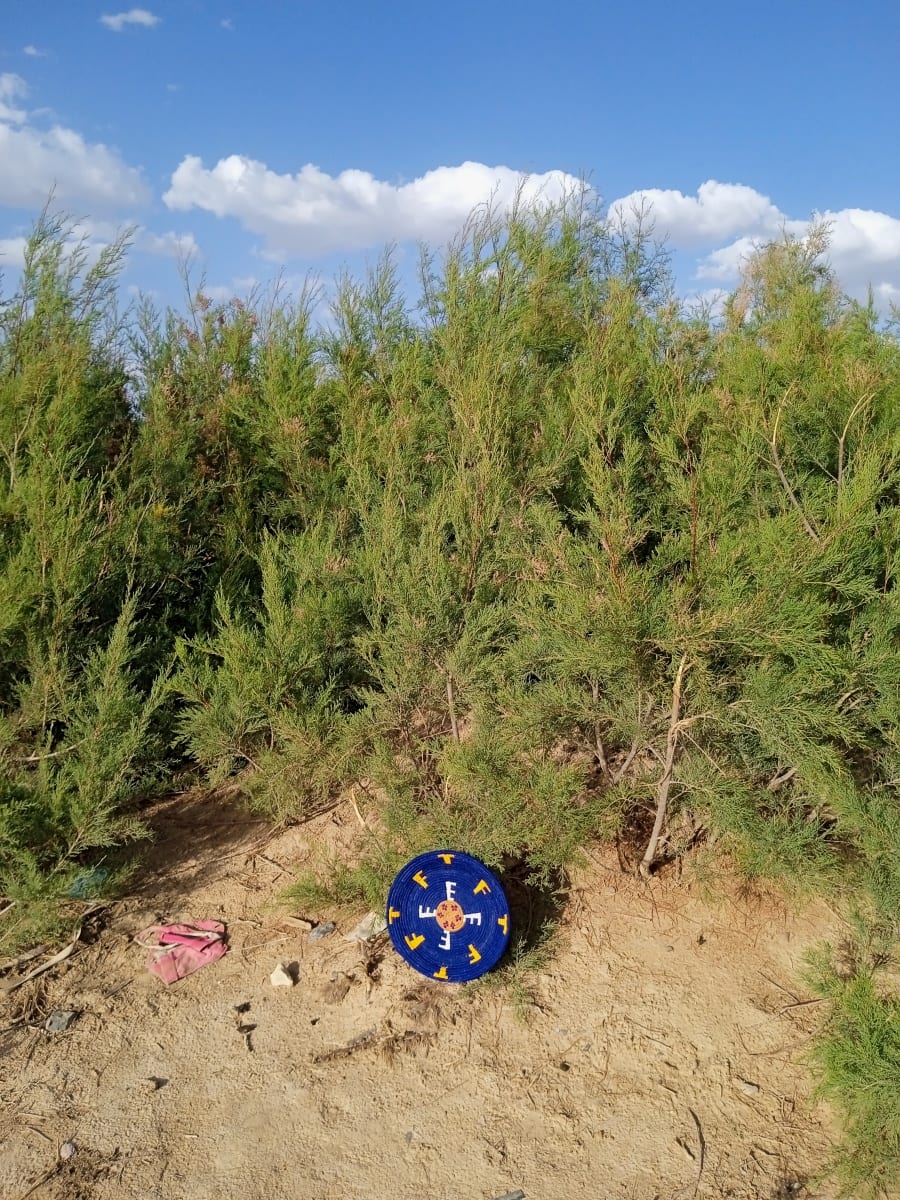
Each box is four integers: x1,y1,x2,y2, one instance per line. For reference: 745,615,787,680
0,199,897,1189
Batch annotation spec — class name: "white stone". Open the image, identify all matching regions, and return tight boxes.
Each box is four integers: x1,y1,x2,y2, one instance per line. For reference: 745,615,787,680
270,963,295,987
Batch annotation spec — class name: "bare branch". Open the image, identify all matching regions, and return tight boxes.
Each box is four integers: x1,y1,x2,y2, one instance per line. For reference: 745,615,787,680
11,736,89,764
611,740,640,785
610,690,644,785
446,674,460,743
639,655,688,878
766,765,797,792
590,679,609,778
837,392,873,499
1,936,80,993
771,402,820,542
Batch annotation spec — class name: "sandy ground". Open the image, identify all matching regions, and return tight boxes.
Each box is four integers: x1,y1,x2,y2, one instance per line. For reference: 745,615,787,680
0,791,849,1200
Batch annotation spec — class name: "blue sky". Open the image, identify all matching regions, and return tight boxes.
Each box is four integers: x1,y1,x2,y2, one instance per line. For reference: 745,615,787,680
1,1,899,314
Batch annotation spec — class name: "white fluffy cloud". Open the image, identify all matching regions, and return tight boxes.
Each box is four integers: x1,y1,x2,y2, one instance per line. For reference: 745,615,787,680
820,208,900,272
695,235,763,281
160,152,900,306
607,180,900,306
23,46,47,58
694,206,900,302
0,74,28,124
0,235,28,271
608,180,784,246
0,219,116,275
100,9,159,31
0,75,148,209
164,156,583,258
0,124,149,208
0,223,200,279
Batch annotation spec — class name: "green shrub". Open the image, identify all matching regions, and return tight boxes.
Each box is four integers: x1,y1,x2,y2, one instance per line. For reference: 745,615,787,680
808,950,900,1195
0,200,898,1186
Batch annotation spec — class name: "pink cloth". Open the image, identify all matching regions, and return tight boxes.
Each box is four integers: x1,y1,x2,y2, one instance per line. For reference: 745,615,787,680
136,920,227,984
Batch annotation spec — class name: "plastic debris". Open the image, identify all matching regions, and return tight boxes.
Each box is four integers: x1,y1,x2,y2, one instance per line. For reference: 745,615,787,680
308,921,336,941
59,1142,77,1161
67,868,109,899
343,912,387,942
493,1192,525,1200
737,1078,760,1096
135,920,227,984
270,962,296,987
44,1010,79,1033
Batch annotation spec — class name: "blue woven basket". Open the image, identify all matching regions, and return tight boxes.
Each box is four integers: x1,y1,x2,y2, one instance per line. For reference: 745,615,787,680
386,850,510,982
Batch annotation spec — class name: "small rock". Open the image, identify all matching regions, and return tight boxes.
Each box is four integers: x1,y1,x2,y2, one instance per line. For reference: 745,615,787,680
737,1078,760,1096
280,916,314,932
59,1142,77,1161
44,1010,79,1033
343,911,387,942
308,921,336,941
270,963,296,987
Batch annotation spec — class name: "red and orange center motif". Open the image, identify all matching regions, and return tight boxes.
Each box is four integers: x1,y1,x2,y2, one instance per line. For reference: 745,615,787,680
435,899,465,933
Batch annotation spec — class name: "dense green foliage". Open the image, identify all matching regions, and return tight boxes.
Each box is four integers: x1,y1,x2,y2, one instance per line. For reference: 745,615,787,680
1,202,898,1189
808,947,900,1194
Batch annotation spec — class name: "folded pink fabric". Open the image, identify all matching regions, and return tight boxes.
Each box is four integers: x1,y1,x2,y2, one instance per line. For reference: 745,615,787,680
135,920,227,984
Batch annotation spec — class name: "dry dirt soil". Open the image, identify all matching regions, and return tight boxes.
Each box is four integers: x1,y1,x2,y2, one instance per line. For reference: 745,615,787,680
0,791,850,1200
